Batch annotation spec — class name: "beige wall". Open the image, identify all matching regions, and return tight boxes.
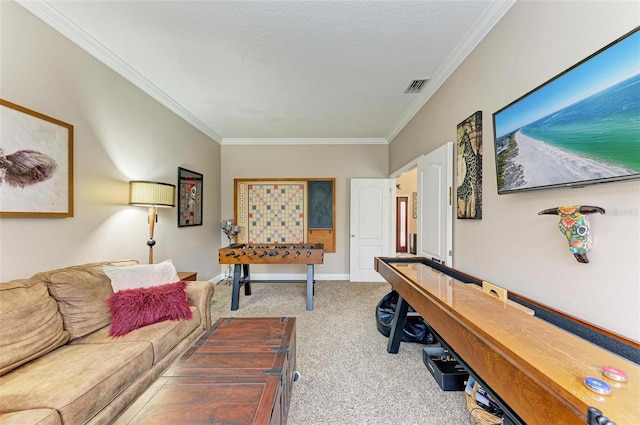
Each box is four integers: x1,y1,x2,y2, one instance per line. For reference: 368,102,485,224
390,1,640,340
220,144,388,277
0,2,222,281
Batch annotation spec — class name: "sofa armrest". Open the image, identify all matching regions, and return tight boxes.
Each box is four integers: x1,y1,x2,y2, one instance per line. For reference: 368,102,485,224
185,281,214,329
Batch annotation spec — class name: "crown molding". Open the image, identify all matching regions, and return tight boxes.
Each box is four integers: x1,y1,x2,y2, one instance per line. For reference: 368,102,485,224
17,0,514,146
386,0,516,143
16,0,223,143
221,137,388,146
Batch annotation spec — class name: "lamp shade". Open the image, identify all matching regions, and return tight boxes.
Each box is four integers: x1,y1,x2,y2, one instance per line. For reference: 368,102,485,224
129,181,176,207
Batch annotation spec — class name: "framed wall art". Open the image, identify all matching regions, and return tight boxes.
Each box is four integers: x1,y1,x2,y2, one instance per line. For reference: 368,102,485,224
177,167,203,227
456,111,483,219
0,99,74,218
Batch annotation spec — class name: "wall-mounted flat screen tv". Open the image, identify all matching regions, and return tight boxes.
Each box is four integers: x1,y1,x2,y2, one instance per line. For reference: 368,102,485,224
493,27,639,194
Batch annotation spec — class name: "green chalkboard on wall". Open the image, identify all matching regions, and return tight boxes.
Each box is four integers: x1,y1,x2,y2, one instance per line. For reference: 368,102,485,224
308,180,333,228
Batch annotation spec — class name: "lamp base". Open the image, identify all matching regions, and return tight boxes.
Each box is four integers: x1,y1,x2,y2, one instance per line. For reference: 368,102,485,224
147,239,156,264
147,207,157,264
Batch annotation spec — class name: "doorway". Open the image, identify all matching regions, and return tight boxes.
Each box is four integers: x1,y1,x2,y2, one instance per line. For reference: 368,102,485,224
396,196,408,253
391,142,453,266
394,169,418,255
348,143,453,281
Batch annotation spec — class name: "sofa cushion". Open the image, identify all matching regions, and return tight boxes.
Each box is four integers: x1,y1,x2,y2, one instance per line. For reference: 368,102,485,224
108,281,193,337
104,259,180,292
72,306,200,363
0,279,69,376
0,342,153,425
0,409,61,425
32,260,138,340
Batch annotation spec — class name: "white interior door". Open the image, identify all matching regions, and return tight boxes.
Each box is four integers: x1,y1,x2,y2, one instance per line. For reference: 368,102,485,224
349,178,391,281
417,142,453,266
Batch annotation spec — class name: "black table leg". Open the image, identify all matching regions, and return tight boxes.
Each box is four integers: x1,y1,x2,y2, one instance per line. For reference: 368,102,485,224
242,264,251,295
231,264,242,311
387,295,410,354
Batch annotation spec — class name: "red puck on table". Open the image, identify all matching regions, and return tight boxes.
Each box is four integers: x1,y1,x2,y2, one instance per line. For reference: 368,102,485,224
601,365,628,382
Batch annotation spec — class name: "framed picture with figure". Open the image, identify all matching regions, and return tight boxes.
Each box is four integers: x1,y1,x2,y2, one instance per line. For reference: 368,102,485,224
178,167,203,227
0,99,74,218
456,111,482,219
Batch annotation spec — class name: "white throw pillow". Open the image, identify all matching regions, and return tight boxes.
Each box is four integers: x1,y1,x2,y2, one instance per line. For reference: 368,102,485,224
104,260,180,292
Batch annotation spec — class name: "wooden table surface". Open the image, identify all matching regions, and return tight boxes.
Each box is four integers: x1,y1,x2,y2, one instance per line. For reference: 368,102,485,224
177,271,198,281
376,259,640,425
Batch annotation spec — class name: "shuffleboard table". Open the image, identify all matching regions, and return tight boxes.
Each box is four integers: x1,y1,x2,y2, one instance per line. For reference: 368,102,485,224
375,256,640,425
219,243,324,311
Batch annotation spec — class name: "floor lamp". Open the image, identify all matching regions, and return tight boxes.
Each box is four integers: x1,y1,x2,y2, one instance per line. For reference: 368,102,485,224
129,181,176,264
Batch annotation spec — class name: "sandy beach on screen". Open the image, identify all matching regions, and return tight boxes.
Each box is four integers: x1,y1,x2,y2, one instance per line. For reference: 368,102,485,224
512,131,633,188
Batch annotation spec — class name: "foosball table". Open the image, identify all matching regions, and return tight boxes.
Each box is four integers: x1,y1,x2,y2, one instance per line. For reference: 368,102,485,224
218,243,324,311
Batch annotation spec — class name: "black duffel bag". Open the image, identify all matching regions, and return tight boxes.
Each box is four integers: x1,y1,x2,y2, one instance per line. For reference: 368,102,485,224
376,290,434,344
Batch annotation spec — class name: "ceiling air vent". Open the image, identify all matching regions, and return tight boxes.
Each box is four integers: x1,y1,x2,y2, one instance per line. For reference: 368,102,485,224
405,79,428,93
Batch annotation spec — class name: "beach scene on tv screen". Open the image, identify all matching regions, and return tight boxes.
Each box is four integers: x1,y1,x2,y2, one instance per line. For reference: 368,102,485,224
494,29,639,193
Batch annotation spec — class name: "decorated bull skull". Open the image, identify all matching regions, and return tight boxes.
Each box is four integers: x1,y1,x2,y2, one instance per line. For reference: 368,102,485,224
538,205,605,263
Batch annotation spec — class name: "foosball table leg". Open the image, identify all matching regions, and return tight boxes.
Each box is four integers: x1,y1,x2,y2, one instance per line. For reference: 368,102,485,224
306,264,314,311
231,264,242,311
242,264,252,295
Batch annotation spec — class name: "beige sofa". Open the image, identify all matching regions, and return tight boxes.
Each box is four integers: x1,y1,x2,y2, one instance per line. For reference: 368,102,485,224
0,260,214,425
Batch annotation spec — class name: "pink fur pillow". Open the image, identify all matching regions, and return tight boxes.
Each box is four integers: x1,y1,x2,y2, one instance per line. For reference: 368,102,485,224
107,281,193,337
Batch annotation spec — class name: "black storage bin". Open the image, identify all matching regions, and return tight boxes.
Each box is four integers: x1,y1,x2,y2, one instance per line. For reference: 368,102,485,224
422,348,469,391
375,290,433,344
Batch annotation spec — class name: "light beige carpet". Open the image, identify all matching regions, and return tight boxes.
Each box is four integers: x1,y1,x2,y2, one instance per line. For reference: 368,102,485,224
210,280,474,425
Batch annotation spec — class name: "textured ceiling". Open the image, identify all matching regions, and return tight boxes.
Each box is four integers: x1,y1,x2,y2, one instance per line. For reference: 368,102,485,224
19,1,514,144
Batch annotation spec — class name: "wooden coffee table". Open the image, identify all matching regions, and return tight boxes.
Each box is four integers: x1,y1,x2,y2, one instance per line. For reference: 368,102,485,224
115,317,297,425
